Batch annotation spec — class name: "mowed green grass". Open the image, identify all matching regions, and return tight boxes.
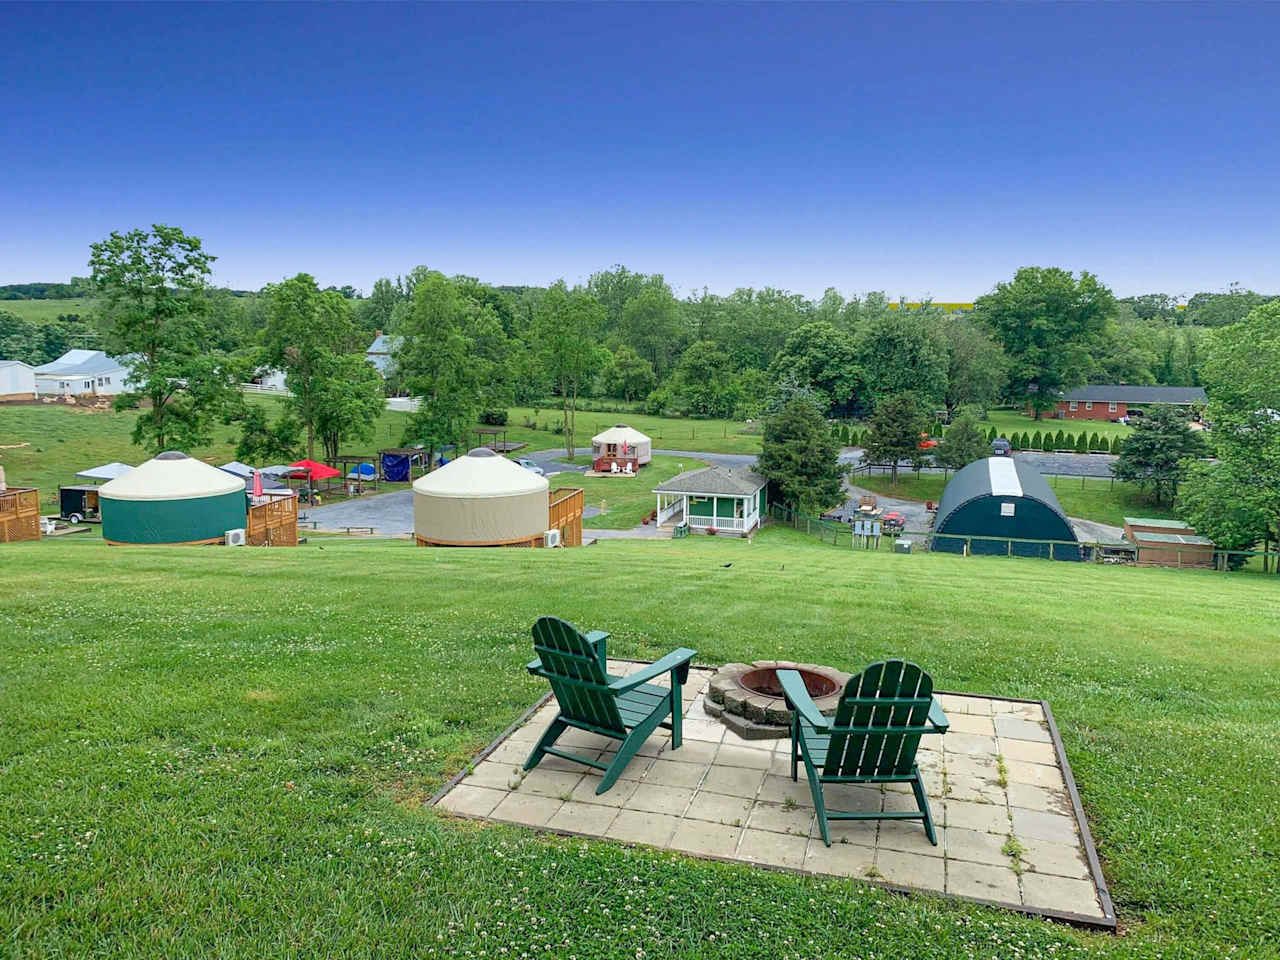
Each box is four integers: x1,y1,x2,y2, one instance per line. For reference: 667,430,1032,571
982,409,1134,441
2,530,1277,958
578,454,706,529
856,472,1175,529
0,297,94,322
509,406,762,455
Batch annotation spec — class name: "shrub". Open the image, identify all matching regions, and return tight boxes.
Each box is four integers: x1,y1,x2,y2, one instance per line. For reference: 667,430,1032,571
479,409,508,426
551,419,565,435
987,427,998,442
1075,432,1088,453
1054,429,1066,449
1090,431,1101,452
1031,430,1043,450
1111,435,1123,454
1041,432,1054,452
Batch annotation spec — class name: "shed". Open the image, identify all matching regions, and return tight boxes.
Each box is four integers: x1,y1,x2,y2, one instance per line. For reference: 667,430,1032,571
591,424,652,472
932,457,1080,560
33,350,131,396
0,360,37,401
99,451,247,545
1123,517,1215,568
413,447,554,547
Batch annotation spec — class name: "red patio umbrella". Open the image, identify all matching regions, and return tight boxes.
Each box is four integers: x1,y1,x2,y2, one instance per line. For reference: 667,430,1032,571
288,459,341,483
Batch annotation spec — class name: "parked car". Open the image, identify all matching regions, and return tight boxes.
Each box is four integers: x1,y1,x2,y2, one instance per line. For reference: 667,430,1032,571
991,437,1012,456
513,457,546,476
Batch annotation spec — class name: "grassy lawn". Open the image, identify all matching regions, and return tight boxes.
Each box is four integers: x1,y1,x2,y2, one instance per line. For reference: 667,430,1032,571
509,406,762,455
856,472,1173,529
0,296,94,322
2,530,1277,957
982,409,1134,441
576,454,706,529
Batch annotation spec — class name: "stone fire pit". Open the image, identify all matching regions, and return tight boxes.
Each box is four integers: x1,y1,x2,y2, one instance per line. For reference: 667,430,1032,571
704,660,852,739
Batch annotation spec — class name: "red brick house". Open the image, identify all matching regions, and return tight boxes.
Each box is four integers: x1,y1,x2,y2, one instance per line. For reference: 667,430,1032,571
1033,385,1206,421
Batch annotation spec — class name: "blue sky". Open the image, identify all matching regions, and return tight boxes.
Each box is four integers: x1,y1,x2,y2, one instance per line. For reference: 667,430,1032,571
2,2,1277,299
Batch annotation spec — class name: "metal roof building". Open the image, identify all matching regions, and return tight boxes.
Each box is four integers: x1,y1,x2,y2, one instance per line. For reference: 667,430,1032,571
1058,385,1206,405
932,457,1080,560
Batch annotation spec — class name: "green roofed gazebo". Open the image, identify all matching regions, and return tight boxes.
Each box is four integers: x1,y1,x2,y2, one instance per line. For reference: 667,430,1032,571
932,457,1080,560
100,451,247,546
653,465,768,536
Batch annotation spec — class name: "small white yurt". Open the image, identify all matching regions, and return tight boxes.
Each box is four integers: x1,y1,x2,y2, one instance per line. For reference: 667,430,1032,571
100,451,247,545
413,448,550,546
591,424,652,466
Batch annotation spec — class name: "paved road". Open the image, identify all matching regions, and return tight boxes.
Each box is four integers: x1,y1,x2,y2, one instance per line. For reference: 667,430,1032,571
305,447,1119,536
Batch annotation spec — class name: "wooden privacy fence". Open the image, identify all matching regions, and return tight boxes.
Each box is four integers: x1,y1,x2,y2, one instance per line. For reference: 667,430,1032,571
0,487,41,543
549,487,584,547
246,493,298,546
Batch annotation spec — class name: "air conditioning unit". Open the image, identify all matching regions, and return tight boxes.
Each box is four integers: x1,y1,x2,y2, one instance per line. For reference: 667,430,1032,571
225,528,247,547
543,529,561,548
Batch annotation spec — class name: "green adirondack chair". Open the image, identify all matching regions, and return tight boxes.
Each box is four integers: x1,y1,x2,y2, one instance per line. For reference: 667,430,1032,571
778,659,949,846
524,616,696,794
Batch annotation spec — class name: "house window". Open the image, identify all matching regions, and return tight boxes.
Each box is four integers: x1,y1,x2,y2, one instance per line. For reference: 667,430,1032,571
1000,502,1016,517
1069,401,1078,411
1109,402,1118,412
690,497,708,504
84,380,92,390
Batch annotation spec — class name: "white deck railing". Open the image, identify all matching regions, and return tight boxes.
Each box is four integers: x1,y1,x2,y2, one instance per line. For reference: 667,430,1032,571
658,499,685,525
689,515,744,531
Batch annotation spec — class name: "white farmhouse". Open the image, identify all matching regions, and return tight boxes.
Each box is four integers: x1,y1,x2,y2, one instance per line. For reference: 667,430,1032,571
33,350,132,397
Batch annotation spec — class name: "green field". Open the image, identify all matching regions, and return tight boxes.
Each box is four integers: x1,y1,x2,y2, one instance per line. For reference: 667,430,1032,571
982,409,1134,441
578,454,706,529
509,406,762,455
2,531,1277,957
857,472,1174,529
0,296,95,322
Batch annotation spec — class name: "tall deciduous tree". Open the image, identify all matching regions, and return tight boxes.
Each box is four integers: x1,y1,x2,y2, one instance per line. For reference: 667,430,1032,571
314,354,385,462
397,272,484,467
862,392,928,484
852,310,948,410
939,314,1007,418
89,225,237,453
1111,404,1206,505
758,398,844,513
536,282,606,458
608,346,656,402
263,273,356,460
975,267,1115,419
768,320,859,416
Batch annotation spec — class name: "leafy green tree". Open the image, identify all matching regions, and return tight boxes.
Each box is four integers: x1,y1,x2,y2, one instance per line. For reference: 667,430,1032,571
935,411,989,471
89,225,237,453
314,354,385,461
768,320,859,416
671,340,743,418
1031,430,1043,450
1184,285,1273,327
1041,433,1054,453
1089,432,1101,452
1054,429,1066,448
1111,405,1206,505
975,267,1115,418
607,346,656,402
398,272,485,466
619,281,685,380
757,399,844,513
862,393,928,484
939,314,1007,418
1189,300,1280,556
263,273,357,461
1177,460,1270,567
535,282,607,458
852,310,948,409
234,404,302,464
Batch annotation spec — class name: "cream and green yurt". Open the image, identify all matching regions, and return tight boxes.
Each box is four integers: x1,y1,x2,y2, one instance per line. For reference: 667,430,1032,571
100,451,247,545
413,448,550,546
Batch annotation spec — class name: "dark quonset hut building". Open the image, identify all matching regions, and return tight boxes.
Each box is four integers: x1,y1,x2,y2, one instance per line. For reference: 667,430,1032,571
932,457,1080,560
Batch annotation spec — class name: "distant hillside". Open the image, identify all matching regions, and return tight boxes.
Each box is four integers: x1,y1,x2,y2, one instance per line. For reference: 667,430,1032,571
0,281,92,300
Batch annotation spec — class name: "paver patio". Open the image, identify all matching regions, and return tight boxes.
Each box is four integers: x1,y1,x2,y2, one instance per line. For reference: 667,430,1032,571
434,661,1112,927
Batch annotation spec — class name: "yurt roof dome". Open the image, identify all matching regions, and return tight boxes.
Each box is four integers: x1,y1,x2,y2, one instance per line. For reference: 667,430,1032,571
100,451,245,502
413,448,549,499
592,423,651,444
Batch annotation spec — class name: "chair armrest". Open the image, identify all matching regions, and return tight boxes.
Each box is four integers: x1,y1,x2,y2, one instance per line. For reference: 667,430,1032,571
587,629,609,667
778,670,829,732
927,697,949,733
526,657,543,675
609,648,696,693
